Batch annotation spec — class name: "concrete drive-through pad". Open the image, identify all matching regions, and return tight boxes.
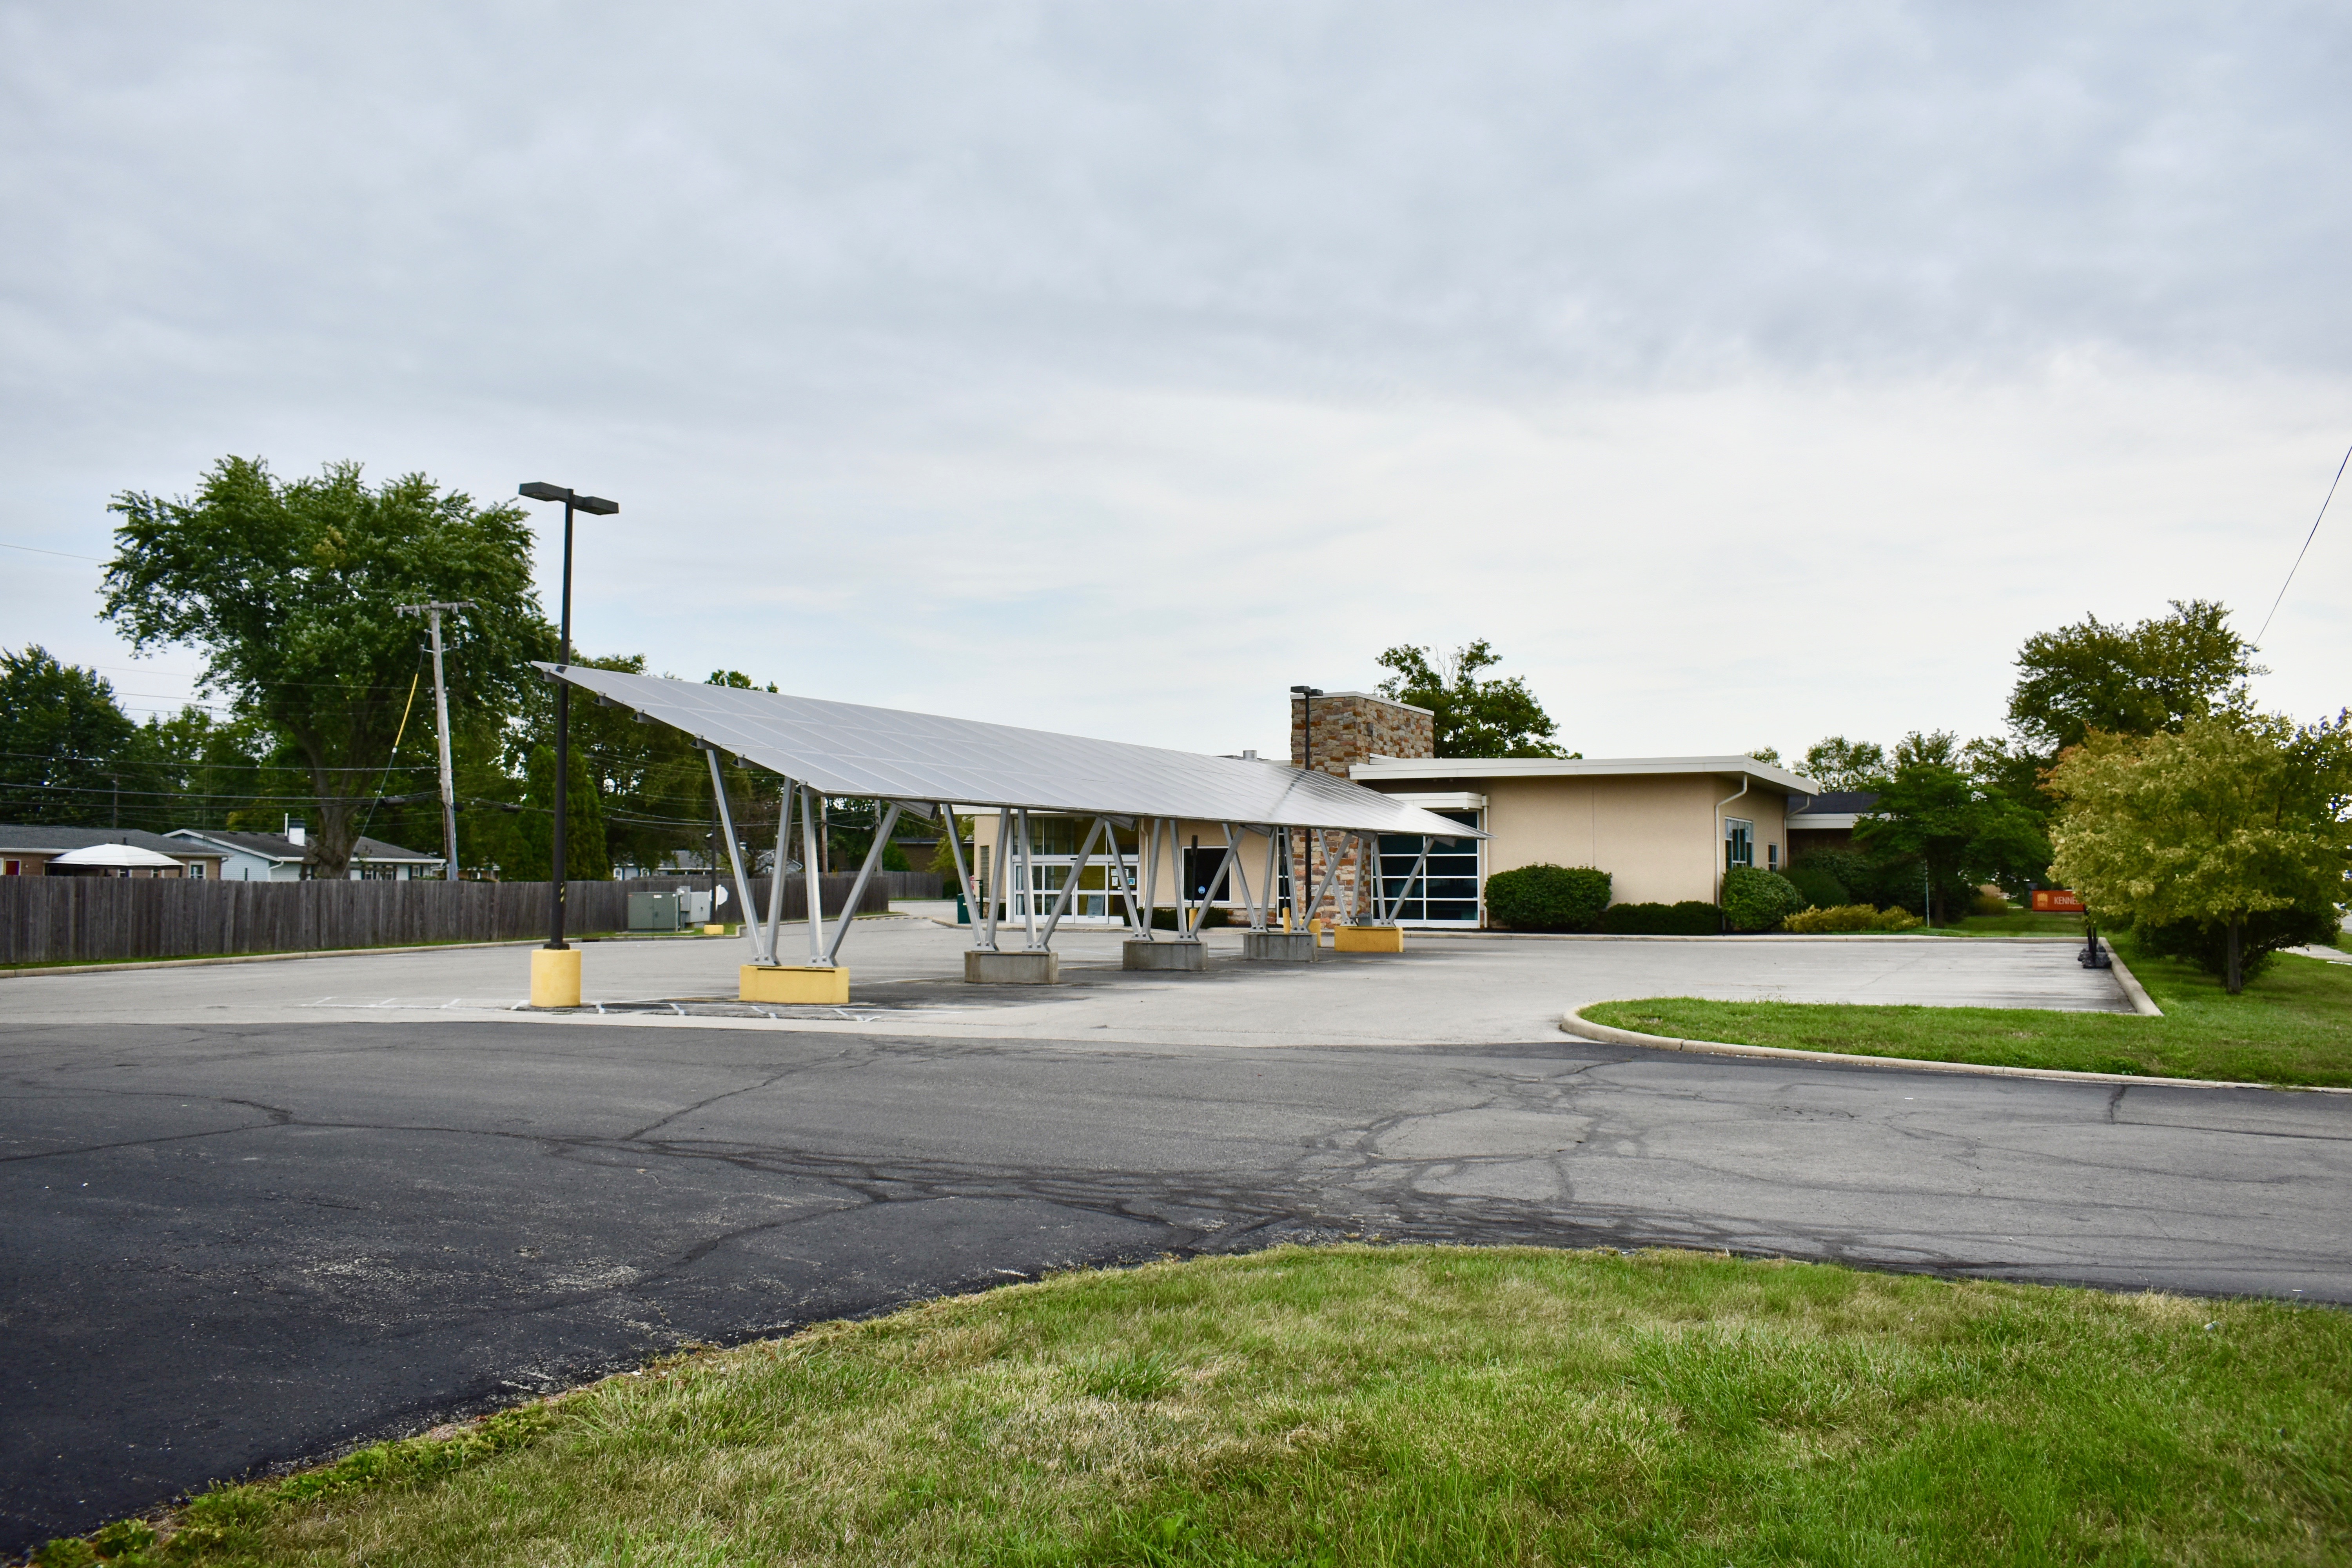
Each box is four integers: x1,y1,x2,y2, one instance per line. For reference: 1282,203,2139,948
0,921,2133,1047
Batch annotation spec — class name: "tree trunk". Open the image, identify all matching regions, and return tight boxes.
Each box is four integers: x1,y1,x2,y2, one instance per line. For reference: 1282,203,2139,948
2225,914,2242,995
290,725,358,878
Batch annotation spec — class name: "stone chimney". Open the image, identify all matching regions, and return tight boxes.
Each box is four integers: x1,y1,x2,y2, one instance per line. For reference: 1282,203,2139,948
1290,690,1434,778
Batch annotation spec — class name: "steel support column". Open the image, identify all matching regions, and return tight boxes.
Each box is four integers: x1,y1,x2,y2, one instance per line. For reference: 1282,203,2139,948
704,748,759,951
939,803,988,949
800,784,825,965
1382,837,1430,924
1038,815,1106,946
822,801,901,965
760,780,794,966
1016,808,1042,949
1219,822,1259,929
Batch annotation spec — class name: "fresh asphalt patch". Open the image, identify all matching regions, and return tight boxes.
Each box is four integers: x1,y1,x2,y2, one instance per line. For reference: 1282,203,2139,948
5,1016,2348,1553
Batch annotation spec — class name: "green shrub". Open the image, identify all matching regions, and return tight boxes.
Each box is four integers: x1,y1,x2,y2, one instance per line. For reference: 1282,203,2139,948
1783,859,1848,909
1483,863,1611,931
2131,902,2339,986
1722,866,1805,931
1782,903,1923,933
1791,847,1877,900
1602,900,1724,935
1970,889,2012,918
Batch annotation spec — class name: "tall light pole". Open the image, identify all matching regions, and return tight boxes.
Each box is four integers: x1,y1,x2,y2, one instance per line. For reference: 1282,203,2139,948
396,601,475,882
519,482,618,1004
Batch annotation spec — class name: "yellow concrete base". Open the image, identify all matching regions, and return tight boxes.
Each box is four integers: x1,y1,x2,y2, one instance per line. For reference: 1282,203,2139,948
530,946,583,1007
741,964,850,1004
703,924,728,936
1334,924,1404,953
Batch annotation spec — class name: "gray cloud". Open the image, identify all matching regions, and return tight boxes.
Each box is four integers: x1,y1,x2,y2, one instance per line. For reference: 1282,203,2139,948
4,2,2347,752
8,2,2347,413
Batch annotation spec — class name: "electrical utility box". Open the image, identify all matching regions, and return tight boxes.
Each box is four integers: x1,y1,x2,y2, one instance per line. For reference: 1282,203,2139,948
627,892,684,932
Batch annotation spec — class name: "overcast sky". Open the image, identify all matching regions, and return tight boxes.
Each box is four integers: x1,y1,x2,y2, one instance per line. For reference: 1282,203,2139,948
5,2,2348,764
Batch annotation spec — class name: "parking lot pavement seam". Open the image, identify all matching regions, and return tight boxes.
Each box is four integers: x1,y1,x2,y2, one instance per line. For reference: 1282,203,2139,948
1558,1006,2352,1094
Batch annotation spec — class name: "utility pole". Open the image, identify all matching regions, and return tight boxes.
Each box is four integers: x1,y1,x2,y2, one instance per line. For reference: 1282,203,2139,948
397,602,475,880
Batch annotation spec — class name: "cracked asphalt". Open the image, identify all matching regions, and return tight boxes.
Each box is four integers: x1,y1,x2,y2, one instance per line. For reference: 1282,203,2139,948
4,931,2347,1551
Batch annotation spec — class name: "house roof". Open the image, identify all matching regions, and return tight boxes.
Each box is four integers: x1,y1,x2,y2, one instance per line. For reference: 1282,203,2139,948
1789,790,1880,817
0,825,224,859
1352,755,1822,794
163,828,443,864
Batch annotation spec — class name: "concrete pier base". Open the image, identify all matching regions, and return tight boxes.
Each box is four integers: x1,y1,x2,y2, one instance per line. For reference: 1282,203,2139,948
740,964,849,1004
529,947,582,1008
1241,930,1318,962
1123,939,1205,972
1334,924,1405,953
965,949,1060,984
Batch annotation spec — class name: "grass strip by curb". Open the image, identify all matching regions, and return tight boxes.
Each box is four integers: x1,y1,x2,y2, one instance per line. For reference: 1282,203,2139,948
1582,936,2352,1088
33,1245,2352,1566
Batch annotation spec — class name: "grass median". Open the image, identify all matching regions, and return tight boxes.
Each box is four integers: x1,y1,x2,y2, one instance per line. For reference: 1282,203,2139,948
1582,937,2352,1087
50,1245,2352,1566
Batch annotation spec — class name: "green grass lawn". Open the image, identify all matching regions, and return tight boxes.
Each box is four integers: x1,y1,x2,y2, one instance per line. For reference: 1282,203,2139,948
1583,937,2352,1086
1927,910,2087,938
49,1246,2352,1567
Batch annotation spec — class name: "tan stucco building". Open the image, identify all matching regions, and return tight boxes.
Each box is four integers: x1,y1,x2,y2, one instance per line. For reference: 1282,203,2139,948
1320,688,1816,924
1351,755,1813,918
955,690,1819,931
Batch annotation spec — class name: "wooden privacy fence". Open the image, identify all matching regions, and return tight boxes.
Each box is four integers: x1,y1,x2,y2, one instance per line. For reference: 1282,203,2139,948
0,871,945,967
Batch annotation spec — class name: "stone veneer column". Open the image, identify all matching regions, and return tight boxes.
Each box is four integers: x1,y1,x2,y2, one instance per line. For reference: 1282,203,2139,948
1287,690,1433,925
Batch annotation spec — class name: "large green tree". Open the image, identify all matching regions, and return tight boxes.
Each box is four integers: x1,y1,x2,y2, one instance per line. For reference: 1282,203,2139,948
2008,599,2258,759
1799,735,1889,792
2047,714,2352,992
0,646,140,826
1375,641,1567,758
102,457,550,875
1854,730,2053,921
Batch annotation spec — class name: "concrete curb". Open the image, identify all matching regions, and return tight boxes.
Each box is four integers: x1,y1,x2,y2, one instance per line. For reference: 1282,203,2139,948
1558,1006,2352,1093
1414,930,2081,944
2106,947,2162,1016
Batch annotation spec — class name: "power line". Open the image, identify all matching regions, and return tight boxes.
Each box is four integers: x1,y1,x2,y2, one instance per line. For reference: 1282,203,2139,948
0,540,103,561
2253,439,2352,649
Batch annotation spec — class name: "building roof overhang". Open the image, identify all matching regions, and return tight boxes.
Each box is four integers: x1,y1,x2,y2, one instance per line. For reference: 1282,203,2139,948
1352,755,1824,794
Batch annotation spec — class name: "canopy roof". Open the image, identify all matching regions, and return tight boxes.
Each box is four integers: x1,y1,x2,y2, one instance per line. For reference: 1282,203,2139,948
50,842,185,869
540,664,1485,838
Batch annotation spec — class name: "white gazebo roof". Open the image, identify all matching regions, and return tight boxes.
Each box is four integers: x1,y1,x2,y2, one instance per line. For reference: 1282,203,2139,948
49,842,186,869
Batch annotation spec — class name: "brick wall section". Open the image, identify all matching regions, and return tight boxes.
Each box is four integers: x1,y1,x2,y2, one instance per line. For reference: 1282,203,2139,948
1287,691,1432,925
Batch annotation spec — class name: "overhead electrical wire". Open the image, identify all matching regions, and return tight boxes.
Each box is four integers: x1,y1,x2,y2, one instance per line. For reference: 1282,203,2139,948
2252,439,2352,650
0,540,103,561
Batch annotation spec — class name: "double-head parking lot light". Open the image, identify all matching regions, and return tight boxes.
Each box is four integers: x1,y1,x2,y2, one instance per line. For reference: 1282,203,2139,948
517,482,618,1004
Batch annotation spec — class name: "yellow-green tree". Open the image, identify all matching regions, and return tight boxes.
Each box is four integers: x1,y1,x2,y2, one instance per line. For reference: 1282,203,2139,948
2047,714,2352,992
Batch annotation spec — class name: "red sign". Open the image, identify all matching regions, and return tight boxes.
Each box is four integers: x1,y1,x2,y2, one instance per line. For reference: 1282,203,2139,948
2032,889,2085,913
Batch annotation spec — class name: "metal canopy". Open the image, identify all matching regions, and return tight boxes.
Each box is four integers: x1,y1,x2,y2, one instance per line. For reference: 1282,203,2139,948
537,664,1485,839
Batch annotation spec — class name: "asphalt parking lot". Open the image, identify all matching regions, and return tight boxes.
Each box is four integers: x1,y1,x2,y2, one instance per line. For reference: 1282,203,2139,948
4,925,2343,1552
